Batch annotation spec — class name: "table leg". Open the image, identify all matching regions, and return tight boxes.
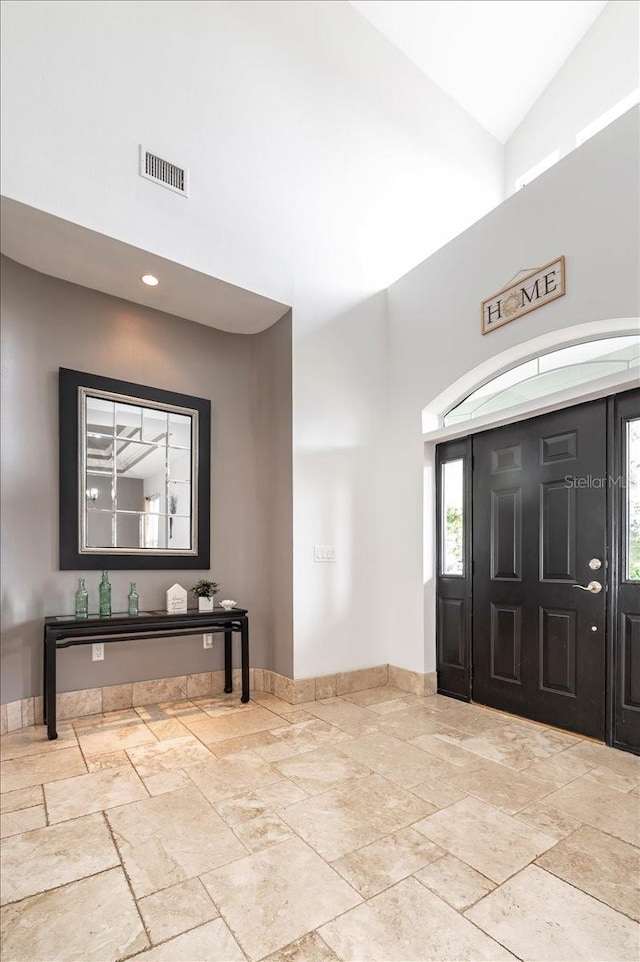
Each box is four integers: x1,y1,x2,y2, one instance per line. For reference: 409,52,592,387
240,616,250,703
224,628,233,693
42,628,48,724
45,636,58,740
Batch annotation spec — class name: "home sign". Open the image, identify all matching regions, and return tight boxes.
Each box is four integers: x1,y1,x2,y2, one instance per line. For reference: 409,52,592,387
481,256,565,334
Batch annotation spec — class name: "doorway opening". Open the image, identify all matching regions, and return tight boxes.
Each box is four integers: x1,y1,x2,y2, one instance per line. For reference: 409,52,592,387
436,389,639,753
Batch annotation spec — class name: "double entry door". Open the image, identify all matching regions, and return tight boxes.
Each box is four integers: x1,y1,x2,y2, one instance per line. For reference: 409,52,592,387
436,390,639,751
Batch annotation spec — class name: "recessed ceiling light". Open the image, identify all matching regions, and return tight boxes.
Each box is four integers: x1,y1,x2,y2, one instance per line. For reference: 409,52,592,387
141,274,159,287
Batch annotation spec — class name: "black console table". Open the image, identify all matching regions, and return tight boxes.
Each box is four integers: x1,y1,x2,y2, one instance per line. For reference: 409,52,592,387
43,607,249,740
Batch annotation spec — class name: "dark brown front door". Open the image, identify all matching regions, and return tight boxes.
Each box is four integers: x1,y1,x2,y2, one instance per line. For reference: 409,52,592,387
472,400,607,739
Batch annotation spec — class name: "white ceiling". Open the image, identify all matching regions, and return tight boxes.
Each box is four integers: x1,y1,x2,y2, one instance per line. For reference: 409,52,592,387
0,198,290,335
350,0,609,142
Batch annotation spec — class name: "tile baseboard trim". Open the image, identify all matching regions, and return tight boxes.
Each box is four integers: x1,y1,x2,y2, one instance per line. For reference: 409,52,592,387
0,664,437,733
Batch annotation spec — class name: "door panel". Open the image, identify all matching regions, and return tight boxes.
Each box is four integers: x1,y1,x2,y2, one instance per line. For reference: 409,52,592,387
612,390,640,751
473,400,607,739
435,438,472,700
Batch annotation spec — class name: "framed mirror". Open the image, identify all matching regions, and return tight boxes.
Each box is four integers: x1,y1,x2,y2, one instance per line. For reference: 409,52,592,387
59,369,210,569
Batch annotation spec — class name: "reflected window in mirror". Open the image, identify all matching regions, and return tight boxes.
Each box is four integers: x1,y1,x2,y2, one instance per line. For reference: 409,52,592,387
60,369,210,570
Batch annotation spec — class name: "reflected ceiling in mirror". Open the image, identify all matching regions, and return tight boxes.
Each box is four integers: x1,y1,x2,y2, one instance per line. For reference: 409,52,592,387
59,369,210,570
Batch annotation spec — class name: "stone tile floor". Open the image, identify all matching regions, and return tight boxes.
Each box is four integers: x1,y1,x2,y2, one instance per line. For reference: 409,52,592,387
1,687,639,961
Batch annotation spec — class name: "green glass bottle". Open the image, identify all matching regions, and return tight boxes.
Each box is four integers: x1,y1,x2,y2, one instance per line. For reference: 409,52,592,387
75,578,89,619
128,582,139,617
99,570,112,617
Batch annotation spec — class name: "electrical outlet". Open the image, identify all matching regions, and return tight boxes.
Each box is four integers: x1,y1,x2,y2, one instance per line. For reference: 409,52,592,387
92,643,104,662
203,634,213,649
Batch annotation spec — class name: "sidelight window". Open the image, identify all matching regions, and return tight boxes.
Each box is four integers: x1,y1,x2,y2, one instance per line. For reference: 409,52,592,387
441,459,464,576
627,418,640,581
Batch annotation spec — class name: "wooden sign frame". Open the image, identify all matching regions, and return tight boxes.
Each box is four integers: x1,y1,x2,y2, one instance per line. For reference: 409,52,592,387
481,256,566,334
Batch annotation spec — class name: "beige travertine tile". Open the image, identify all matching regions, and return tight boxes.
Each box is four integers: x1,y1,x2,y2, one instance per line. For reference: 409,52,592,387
319,876,515,961
255,779,309,810
73,708,139,729
281,709,315,724
138,877,219,944
367,695,423,715
74,718,157,757
0,703,7,736
251,718,352,761
134,700,202,721
409,731,484,767
339,731,461,788
102,683,133,712
459,722,579,770
272,673,296,704
336,665,388,694
0,867,148,962
86,750,131,772
146,718,192,741
187,671,213,698
183,706,286,744
33,696,44,725
443,759,555,814
57,687,102,720
201,836,361,961
209,730,286,760
315,675,337,699
372,709,444,742
414,796,556,883
543,776,640,846
280,773,433,861
301,699,380,737
519,749,595,786
106,785,247,898
583,764,640,794
214,792,294,852
294,678,316,704
1,745,87,792
0,785,43,813
143,768,193,796
415,853,495,910
513,799,583,840
6,700,23,732
186,751,282,803
332,826,442,898
253,668,265,692
21,697,35,729
387,665,434,696
45,764,148,822
132,676,187,706
193,694,259,717
0,723,77,761
410,779,468,809
211,670,228,695
536,825,640,920
274,747,371,795
0,804,47,838
564,739,640,778
0,812,119,904
250,692,302,716
129,919,246,961
342,686,408,707
262,931,340,962
466,864,639,961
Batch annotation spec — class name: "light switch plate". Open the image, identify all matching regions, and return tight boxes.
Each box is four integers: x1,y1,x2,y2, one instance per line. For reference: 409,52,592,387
314,545,336,562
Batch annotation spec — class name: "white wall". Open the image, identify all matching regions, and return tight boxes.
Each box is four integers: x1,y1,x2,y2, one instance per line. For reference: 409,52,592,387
384,108,640,675
1,0,503,680
505,0,639,196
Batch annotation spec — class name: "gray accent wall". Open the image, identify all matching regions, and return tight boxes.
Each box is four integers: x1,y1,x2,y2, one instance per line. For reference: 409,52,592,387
0,256,293,702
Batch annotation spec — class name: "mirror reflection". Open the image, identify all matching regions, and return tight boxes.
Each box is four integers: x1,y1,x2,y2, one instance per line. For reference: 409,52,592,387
82,392,195,553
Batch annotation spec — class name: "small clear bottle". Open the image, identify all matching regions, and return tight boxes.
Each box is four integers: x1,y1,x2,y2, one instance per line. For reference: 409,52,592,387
75,578,89,619
128,582,139,617
99,570,112,617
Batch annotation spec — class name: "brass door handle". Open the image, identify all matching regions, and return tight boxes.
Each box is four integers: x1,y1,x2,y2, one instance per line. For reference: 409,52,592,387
572,581,602,594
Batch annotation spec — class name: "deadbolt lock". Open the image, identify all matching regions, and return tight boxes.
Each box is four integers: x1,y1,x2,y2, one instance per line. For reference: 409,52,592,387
588,558,602,570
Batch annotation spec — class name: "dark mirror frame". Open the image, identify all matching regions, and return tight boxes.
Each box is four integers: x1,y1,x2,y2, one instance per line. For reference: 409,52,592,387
59,368,211,570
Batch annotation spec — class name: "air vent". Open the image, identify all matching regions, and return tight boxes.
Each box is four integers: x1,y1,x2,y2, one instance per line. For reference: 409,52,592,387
139,146,189,196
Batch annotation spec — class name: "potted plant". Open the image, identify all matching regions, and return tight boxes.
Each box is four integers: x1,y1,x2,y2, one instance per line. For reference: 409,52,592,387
191,578,219,612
